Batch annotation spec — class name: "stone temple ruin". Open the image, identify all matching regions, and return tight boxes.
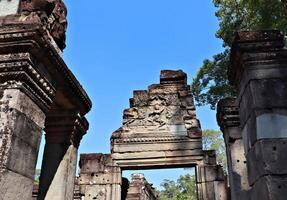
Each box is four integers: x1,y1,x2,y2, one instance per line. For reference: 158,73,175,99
1,1,287,200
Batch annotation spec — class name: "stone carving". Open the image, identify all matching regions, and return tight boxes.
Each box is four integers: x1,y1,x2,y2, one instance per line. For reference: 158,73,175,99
13,0,68,50
46,0,67,50
111,70,204,169
119,71,201,133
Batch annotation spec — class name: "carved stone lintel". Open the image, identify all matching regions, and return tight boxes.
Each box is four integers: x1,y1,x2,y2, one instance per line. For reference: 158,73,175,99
0,53,56,111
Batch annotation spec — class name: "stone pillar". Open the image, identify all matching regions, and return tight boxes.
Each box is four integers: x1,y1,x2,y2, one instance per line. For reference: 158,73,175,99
0,53,55,200
0,2,91,199
217,98,250,199
196,150,228,200
37,112,88,200
229,30,287,200
78,154,122,200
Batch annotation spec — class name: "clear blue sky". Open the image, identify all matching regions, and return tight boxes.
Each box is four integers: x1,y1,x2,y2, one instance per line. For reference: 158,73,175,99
37,0,223,189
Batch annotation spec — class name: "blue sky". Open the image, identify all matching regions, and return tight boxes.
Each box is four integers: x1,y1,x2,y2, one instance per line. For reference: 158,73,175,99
37,0,223,189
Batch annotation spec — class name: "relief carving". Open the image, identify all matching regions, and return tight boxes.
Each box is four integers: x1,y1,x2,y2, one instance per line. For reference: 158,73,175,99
115,70,202,138
20,0,67,50
123,108,139,125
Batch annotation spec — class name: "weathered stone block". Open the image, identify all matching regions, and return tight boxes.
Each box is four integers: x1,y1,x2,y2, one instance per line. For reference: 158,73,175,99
256,113,287,139
197,165,225,183
43,145,78,200
247,139,287,185
0,169,33,200
160,70,187,85
239,79,287,125
229,30,285,86
250,175,287,200
229,139,249,192
203,150,217,165
78,154,122,200
132,90,149,107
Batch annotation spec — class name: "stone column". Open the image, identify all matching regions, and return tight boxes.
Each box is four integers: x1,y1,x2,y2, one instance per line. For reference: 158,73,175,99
196,150,228,200
37,111,88,200
77,154,122,200
0,2,92,199
229,30,287,200
0,53,55,200
217,98,250,200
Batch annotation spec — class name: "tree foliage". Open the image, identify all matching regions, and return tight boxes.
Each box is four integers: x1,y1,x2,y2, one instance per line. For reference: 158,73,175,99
192,0,287,109
34,169,41,184
202,129,226,171
158,174,197,200
158,130,226,199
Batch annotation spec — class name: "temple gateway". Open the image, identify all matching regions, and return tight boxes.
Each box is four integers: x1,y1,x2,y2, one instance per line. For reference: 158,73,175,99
1,1,287,200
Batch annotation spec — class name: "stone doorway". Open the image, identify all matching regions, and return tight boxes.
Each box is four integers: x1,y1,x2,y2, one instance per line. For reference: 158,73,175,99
77,70,227,200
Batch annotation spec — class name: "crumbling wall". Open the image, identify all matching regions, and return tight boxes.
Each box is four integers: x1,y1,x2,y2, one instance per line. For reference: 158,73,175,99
77,154,122,200
126,173,158,200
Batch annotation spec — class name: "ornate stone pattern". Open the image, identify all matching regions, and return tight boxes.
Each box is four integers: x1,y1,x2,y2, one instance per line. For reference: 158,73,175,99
0,53,56,111
112,70,201,142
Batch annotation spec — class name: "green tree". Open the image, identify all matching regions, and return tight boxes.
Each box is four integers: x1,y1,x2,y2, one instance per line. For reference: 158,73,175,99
158,130,226,199
34,169,41,184
202,129,226,171
192,0,287,109
159,174,197,200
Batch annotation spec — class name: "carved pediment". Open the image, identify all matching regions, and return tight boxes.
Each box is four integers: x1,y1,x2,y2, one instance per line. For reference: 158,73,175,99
111,70,204,169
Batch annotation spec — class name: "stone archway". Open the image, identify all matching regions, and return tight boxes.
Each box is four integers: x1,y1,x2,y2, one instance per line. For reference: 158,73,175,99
77,70,227,200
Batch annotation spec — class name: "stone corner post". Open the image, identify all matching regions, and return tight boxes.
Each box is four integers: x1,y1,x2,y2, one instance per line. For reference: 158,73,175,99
0,1,92,200
229,30,287,200
217,98,250,200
